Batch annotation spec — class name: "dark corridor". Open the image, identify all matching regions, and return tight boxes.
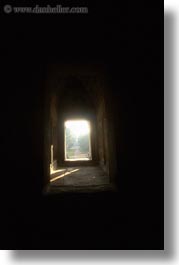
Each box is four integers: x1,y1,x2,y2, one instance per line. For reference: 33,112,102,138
1,1,163,250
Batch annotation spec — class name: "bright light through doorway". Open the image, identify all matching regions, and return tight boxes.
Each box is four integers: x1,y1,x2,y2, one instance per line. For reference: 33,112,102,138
64,120,92,161
65,120,90,137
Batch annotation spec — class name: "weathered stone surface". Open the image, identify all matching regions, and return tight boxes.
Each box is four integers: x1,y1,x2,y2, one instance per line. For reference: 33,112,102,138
50,166,109,187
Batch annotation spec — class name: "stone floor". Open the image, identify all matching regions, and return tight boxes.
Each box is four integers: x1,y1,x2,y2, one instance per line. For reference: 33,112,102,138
50,166,109,187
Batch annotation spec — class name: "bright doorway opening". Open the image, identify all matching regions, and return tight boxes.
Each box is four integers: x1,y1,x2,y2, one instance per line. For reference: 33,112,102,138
64,119,92,161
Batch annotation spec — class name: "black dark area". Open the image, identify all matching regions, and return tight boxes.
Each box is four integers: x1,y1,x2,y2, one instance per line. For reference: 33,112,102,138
0,0,163,249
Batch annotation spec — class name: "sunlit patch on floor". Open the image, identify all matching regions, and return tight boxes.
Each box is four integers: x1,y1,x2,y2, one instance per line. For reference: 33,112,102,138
50,168,79,183
50,166,109,187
